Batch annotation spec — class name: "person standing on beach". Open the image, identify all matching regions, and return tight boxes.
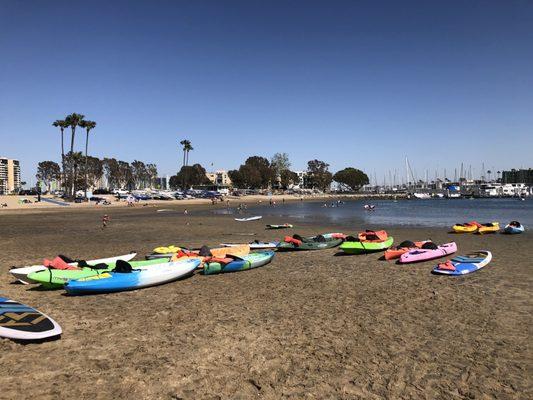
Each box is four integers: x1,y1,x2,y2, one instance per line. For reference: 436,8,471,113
102,214,110,229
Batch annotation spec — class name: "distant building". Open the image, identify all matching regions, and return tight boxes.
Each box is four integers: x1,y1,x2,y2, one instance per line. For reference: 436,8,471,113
0,157,21,194
206,170,232,186
294,171,308,188
502,169,533,185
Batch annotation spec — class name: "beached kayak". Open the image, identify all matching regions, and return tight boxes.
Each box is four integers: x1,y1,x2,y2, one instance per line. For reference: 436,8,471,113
276,233,345,251
384,240,430,260
340,237,394,254
220,241,278,250
0,296,62,341
28,258,167,289
399,242,457,264
504,221,524,234
452,222,479,233
10,252,137,285
202,251,275,275
65,258,200,295
235,216,262,222
266,224,293,229
477,222,499,234
433,251,492,275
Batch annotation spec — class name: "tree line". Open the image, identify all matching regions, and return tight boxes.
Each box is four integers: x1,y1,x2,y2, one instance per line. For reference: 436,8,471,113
36,158,158,193
51,113,96,198
166,150,369,192
228,154,369,191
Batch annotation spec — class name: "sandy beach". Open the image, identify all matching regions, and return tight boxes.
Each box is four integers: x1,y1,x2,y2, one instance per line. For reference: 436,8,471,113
0,204,531,399
0,193,401,213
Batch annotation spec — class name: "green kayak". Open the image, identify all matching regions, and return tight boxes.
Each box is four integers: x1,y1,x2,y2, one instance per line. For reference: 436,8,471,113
340,237,394,254
27,258,168,289
276,233,344,251
202,251,275,275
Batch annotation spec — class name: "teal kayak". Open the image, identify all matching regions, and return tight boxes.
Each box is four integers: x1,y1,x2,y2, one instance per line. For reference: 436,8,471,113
202,251,275,275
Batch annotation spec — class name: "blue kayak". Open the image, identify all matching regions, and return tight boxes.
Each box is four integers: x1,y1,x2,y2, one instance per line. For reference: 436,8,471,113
432,251,492,276
65,259,200,294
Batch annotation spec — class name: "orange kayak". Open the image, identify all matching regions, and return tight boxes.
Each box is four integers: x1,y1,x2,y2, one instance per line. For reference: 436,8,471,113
171,244,250,268
384,240,429,260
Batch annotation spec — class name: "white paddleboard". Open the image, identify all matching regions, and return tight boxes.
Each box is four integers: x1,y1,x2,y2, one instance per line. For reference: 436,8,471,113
220,241,278,250
234,216,262,222
0,297,62,341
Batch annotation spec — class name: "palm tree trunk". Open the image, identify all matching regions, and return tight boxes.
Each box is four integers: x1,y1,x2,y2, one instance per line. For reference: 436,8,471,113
84,130,89,198
74,163,78,196
70,126,76,196
60,128,65,192
182,150,186,167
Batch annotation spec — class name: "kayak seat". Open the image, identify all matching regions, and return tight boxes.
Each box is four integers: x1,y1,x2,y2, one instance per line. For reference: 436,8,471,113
113,260,133,273
58,254,76,263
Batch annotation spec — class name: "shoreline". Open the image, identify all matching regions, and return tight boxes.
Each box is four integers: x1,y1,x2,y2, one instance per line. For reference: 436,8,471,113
0,193,404,215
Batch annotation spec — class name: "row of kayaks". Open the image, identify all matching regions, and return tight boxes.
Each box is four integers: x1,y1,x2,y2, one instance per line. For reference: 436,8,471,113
10,225,497,296
452,220,525,234
10,247,276,294
5,226,498,341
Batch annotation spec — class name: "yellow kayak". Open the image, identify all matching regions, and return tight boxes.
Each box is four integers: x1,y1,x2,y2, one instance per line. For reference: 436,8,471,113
477,222,499,234
452,222,479,233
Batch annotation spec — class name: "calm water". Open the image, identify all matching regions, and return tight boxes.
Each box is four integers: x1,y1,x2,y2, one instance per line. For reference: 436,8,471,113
216,198,533,228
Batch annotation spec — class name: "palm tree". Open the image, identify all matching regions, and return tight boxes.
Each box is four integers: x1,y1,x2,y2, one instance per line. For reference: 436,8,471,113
179,139,190,167
79,120,96,198
487,170,492,182
65,113,85,153
52,119,68,190
65,113,85,196
185,142,193,166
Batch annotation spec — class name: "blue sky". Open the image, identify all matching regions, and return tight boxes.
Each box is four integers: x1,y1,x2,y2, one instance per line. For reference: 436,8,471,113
1,0,532,184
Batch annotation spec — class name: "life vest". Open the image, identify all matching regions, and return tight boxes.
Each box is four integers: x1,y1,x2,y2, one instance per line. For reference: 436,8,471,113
331,233,347,240
358,230,388,242
43,256,78,270
204,256,234,265
437,260,456,271
284,236,302,246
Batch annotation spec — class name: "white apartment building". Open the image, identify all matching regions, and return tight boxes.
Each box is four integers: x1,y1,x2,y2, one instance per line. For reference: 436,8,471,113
0,157,21,194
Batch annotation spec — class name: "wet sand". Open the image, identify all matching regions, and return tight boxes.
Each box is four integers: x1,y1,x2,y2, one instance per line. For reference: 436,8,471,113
0,205,531,399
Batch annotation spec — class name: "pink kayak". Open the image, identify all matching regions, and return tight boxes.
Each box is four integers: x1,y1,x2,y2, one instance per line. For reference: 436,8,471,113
399,242,457,264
